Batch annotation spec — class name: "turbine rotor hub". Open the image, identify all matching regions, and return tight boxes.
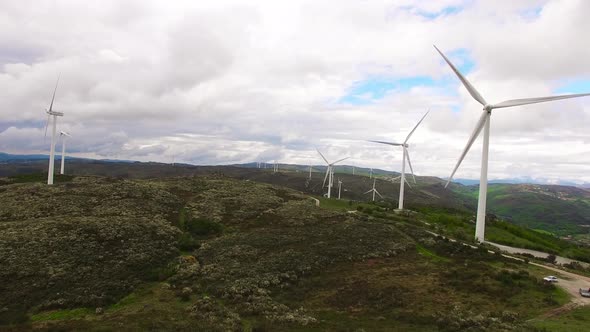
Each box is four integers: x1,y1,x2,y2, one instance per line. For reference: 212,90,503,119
483,104,493,112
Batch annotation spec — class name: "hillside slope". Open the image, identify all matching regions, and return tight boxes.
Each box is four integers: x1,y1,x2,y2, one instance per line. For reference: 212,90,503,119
451,183,590,235
2,159,590,237
0,174,577,331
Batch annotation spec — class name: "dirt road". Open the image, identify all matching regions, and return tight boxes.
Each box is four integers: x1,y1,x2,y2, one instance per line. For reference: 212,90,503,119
529,262,590,305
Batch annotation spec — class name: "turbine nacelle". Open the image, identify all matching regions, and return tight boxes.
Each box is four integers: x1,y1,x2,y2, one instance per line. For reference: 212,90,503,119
48,110,64,117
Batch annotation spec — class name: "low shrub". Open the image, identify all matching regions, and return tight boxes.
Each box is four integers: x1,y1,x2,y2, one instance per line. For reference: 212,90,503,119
185,218,223,236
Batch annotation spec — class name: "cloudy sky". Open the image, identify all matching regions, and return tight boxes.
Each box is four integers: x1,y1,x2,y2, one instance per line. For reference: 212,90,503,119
1,0,589,183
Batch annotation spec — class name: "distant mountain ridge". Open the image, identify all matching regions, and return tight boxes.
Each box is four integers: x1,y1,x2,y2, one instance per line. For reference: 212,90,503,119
1,153,590,236
2,152,588,188
0,152,133,164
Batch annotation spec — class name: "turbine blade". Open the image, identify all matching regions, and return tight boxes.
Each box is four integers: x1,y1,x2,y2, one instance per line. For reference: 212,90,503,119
404,177,412,189
364,189,373,195
405,149,417,183
404,109,430,143
390,175,401,182
332,156,349,165
445,111,488,188
375,190,383,198
492,93,590,109
434,45,487,106
368,140,403,146
322,167,330,188
48,75,60,112
316,148,329,165
43,114,50,138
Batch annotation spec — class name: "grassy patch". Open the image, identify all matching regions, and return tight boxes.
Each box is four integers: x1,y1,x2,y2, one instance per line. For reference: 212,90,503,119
531,305,590,331
30,308,93,322
416,244,450,263
109,293,139,311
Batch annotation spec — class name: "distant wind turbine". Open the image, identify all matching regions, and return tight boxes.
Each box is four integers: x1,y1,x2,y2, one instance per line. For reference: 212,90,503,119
337,178,342,199
370,110,429,210
435,44,590,242
317,149,349,199
59,131,71,175
387,175,412,189
44,77,63,185
364,178,383,202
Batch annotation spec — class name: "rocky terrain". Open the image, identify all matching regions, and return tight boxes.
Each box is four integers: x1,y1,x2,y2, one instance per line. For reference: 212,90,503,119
0,174,578,331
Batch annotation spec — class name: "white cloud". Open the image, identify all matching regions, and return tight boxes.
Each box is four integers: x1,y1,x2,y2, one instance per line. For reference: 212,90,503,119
0,0,589,183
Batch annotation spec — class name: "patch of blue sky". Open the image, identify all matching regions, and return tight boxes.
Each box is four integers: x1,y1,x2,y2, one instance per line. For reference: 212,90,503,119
554,79,590,95
394,4,464,20
415,6,462,19
519,6,542,20
339,48,476,106
339,76,435,105
445,48,475,74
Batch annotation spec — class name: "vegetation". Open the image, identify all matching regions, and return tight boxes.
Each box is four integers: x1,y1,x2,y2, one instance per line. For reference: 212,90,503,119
0,170,588,330
415,206,590,263
452,183,590,236
531,305,590,331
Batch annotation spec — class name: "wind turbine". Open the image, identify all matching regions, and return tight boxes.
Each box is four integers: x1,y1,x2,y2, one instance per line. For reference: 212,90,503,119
364,178,383,202
337,178,342,199
370,110,429,210
369,168,373,179
309,164,313,180
317,149,349,198
44,77,63,185
435,45,590,242
388,175,412,188
59,131,71,175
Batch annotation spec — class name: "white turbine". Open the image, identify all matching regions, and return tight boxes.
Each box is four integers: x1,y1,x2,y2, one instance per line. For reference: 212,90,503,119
59,131,71,175
317,149,349,199
435,45,590,242
387,175,412,189
44,77,63,185
364,178,383,202
337,178,342,199
370,110,429,210
309,164,313,179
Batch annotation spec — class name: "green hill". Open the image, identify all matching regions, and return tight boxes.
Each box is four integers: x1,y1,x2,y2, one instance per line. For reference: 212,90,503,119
451,183,590,236
0,174,580,331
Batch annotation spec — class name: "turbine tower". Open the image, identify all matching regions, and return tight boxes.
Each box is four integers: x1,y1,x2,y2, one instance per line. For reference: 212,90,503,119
317,149,349,199
435,45,590,242
59,131,71,175
44,77,63,185
370,110,429,210
364,178,383,202
337,178,342,199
